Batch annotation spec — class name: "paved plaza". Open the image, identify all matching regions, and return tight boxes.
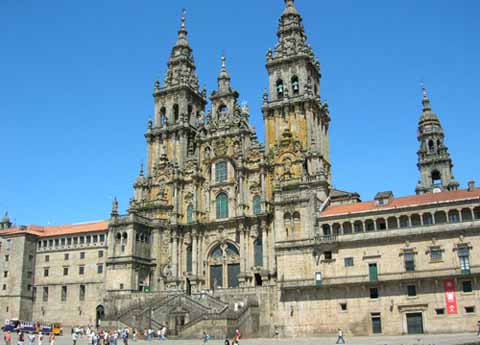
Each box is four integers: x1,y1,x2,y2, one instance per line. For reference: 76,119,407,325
4,333,480,345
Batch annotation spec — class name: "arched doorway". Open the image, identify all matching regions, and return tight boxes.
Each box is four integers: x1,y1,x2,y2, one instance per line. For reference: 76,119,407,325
208,242,240,289
96,305,105,328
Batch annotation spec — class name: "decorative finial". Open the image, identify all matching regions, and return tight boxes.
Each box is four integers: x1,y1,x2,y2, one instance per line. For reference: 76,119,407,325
111,197,119,216
181,8,186,30
221,55,226,70
421,81,431,111
139,162,144,177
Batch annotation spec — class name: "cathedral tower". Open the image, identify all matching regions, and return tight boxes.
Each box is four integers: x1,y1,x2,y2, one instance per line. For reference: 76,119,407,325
415,86,459,194
263,0,331,242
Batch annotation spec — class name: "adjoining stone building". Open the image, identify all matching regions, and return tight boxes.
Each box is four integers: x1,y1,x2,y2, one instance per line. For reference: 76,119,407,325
1,0,479,337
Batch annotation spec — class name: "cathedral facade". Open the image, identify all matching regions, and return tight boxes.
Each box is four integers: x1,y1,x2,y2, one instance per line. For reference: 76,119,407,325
1,0,480,337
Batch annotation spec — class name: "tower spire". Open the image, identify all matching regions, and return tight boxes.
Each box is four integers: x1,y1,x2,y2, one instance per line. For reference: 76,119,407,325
415,85,459,194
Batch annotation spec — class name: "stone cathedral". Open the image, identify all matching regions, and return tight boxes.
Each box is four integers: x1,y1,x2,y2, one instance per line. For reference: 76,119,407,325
2,0,480,338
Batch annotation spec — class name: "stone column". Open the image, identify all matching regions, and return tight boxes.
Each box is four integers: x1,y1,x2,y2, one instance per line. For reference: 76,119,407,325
192,230,198,276
262,221,268,270
171,231,178,279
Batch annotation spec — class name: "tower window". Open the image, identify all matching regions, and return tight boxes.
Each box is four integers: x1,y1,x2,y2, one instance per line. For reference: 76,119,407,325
431,170,442,186
428,140,435,153
291,76,299,95
160,107,167,126
173,104,179,123
253,195,262,215
215,161,227,183
186,204,194,224
216,193,228,219
276,79,284,98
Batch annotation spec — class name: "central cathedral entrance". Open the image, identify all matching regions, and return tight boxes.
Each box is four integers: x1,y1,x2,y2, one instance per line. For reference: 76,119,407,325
208,242,240,289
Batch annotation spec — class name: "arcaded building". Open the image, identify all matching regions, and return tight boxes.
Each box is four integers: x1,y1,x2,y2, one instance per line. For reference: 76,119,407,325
1,0,479,337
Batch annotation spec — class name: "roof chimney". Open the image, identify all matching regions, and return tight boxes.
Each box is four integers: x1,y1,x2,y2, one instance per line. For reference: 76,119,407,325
468,180,475,192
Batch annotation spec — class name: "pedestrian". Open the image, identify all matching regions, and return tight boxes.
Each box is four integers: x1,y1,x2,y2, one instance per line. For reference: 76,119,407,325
37,333,43,345
48,333,55,345
18,331,25,345
28,333,35,345
4,331,12,345
132,330,136,343
224,338,230,345
202,332,210,345
73,331,79,345
235,329,241,343
336,328,345,344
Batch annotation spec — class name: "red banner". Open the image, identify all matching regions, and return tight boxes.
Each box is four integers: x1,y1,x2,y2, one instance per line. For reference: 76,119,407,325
444,279,458,314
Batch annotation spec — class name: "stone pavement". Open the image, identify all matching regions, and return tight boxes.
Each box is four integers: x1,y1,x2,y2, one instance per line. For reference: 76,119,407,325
4,333,480,345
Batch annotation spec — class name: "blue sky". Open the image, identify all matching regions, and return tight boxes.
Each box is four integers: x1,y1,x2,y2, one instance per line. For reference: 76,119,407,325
1,0,479,226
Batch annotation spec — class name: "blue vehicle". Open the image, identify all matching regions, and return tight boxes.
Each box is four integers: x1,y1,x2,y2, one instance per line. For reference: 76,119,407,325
2,319,20,332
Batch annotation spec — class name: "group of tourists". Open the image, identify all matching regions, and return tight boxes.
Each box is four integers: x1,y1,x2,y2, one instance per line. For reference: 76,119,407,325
81,327,131,345
201,328,240,345
2,331,56,345
142,327,167,341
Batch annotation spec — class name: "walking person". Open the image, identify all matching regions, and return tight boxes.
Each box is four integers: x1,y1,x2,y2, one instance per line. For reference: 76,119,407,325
48,333,55,345
28,333,35,345
202,332,210,345
72,331,79,345
336,328,345,344
17,331,25,345
4,331,12,345
37,333,43,345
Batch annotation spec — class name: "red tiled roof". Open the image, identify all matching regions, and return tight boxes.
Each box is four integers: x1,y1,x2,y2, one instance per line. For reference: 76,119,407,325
0,220,108,238
321,188,480,217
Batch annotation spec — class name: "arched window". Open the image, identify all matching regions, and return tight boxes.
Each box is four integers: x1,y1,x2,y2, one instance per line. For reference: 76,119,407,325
122,232,128,241
218,104,228,116
284,213,292,239
187,104,193,123
293,212,301,239
322,224,331,236
254,239,263,267
342,222,352,234
428,140,435,153
215,161,227,183
160,107,167,126
291,76,299,95
253,195,262,215
276,79,284,98
376,218,387,230
474,207,480,220
186,246,192,273
399,215,410,228
431,170,442,186
411,214,421,227
226,243,240,256
216,193,228,219
173,104,179,123
186,204,194,224
333,223,341,235
115,233,121,242
461,208,473,221
354,221,363,233
448,210,460,223
365,219,375,232
434,211,447,224
422,213,433,225
387,217,398,229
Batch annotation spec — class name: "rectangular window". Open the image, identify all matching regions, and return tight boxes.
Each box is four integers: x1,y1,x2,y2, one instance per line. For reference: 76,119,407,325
79,266,85,275
86,236,91,244
2,284,6,291
99,234,105,242
93,235,98,243
462,281,473,293
61,238,65,246
98,250,104,258
45,255,49,262
371,313,382,334
370,287,379,299
435,308,445,315
324,251,332,260
63,267,69,276
465,306,475,313
215,161,227,183
369,263,378,282
28,255,33,262
27,271,32,278
54,239,59,246
79,285,86,301
48,240,53,247
64,253,69,260
27,284,31,291
4,255,8,262
407,285,417,297
73,237,78,245
67,238,72,246
430,247,442,261
80,252,85,259
3,271,7,278
344,257,354,267
119,283,124,290
340,303,347,311
404,252,415,272
97,264,103,274
61,286,67,302
458,247,471,274
80,236,85,244
42,287,48,302
32,287,37,302
44,268,49,277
